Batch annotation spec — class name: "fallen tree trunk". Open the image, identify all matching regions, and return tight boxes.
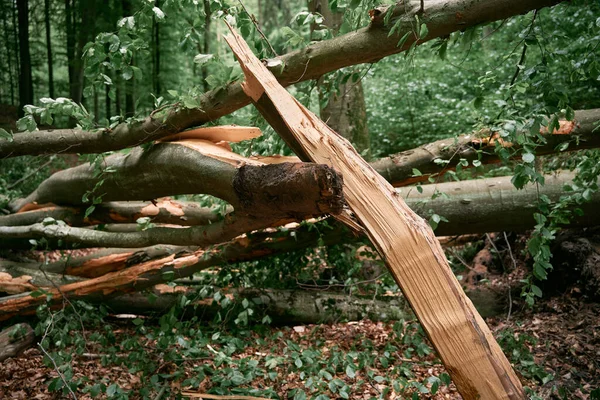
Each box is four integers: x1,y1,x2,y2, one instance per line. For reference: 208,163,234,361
8,142,341,214
0,146,344,247
0,222,354,321
0,200,225,227
0,323,35,362
5,109,597,225
225,26,524,399
0,0,562,158
374,109,600,187
105,284,517,322
405,171,600,235
2,170,596,255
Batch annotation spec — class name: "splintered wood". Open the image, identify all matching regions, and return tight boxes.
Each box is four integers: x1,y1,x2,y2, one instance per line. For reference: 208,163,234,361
224,26,525,400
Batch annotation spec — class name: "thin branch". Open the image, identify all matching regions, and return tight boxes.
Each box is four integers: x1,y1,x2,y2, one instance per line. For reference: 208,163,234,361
503,232,516,321
237,0,277,57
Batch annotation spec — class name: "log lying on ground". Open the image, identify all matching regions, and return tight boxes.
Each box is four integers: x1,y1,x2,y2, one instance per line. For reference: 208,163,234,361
8,142,342,214
2,169,597,254
0,109,600,219
0,323,35,362
0,266,522,322
105,284,517,323
405,171,600,235
0,222,353,321
0,0,562,158
1,149,344,247
225,26,523,400
0,262,82,294
6,108,598,222
0,200,225,227
375,109,600,187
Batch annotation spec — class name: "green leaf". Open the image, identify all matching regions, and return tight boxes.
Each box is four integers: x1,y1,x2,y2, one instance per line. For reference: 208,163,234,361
0,128,13,141
131,66,142,80
293,390,307,400
397,31,411,48
438,40,448,60
183,96,201,109
194,54,213,65
85,205,96,218
565,106,575,121
419,23,429,39
522,153,535,163
531,284,543,297
106,384,118,396
122,67,133,81
345,364,355,379
152,6,165,19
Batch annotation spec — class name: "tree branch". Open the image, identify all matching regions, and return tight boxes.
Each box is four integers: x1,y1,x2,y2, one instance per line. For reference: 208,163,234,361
0,0,562,158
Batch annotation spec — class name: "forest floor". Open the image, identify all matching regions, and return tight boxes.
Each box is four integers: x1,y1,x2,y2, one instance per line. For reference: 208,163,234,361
0,290,598,399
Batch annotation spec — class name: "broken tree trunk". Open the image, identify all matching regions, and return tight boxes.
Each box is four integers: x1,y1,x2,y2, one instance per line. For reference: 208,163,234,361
3,170,598,253
225,26,524,399
0,222,353,321
0,323,35,362
0,200,225,227
0,0,563,158
374,109,600,187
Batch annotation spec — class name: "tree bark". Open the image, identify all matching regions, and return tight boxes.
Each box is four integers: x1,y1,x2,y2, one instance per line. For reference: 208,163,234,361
0,323,35,362
0,200,224,228
309,0,371,157
122,0,135,117
0,0,563,156
152,0,161,95
225,26,524,399
3,169,598,250
65,0,76,104
44,0,54,99
200,0,211,93
103,285,514,323
373,109,600,187
16,0,33,117
1,160,343,248
1,2,16,105
0,221,353,321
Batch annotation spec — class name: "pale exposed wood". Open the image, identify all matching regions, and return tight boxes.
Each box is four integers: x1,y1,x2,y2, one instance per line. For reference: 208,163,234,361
249,155,301,164
224,26,524,400
0,272,36,294
169,139,264,167
159,125,261,143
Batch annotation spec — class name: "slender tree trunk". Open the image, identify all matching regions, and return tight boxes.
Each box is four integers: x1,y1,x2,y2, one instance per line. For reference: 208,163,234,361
44,0,54,98
309,0,370,158
1,1,15,105
105,75,111,120
12,0,20,88
17,0,33,117
125,61,135,117
200,0,211,92
121,0,134,117
115,74,122,115
65,0,76,102
93,87,98,123
152,0,161,95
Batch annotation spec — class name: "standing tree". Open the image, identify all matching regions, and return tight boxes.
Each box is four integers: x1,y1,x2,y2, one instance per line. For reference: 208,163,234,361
16,0,33,116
